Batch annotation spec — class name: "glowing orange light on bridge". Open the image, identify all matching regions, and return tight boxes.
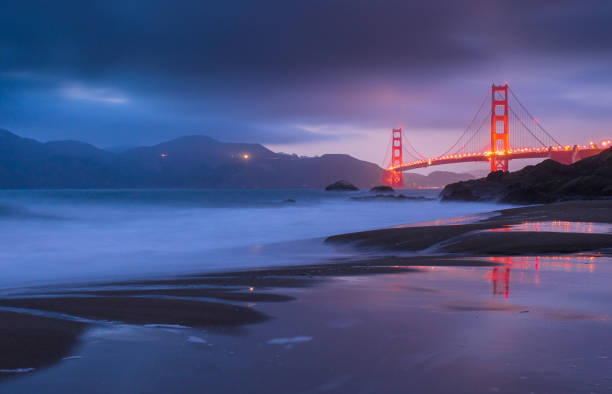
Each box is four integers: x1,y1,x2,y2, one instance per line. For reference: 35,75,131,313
383,83,610,174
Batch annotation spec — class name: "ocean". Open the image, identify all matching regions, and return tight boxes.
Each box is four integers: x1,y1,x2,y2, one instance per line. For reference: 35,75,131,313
0,189,508,288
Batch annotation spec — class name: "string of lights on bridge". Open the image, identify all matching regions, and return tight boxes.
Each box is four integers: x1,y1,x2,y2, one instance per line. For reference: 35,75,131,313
383,83,611,183
396,141,611,171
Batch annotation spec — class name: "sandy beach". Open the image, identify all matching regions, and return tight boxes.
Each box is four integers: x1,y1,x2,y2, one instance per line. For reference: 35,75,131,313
0,199,611,392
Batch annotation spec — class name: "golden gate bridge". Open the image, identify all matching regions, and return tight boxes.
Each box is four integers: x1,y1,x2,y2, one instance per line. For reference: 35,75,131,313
383,83,611,187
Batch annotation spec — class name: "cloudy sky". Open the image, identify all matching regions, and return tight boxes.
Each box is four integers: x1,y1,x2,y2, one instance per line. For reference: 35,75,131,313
1,0,611,167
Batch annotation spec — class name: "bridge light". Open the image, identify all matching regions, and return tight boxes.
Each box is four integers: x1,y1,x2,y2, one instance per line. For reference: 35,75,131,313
160,153,167,158
243,154,250,159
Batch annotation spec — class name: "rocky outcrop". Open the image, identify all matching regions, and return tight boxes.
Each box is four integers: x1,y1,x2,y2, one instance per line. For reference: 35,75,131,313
350,185,434,201
325,180,359,191
350,194,434,201
440,147,612,204
369,185,395,193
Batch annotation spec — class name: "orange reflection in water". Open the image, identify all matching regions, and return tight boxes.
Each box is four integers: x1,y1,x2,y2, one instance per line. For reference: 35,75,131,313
487,267,510,298
485,255,597,298
489,221,611,234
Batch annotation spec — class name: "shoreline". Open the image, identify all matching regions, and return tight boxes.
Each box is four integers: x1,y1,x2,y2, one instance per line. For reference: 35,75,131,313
0,200,611,380
327,200,612,255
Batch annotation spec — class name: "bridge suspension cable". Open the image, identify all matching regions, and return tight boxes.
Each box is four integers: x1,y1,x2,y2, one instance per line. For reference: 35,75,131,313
509,108,547,148
508,86,563,147
381,82,609,183
402,133,426,160
456,109,492,154
439,87,491,157
380,133,393,169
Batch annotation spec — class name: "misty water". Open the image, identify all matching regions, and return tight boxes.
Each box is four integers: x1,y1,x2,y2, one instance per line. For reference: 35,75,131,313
0,189,507,288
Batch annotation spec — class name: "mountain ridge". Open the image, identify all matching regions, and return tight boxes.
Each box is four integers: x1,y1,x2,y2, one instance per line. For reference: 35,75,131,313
0,129,474,189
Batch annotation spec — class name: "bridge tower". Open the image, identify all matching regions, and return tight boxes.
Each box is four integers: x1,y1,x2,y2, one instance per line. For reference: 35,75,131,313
384,127,404,187
491,84,509,172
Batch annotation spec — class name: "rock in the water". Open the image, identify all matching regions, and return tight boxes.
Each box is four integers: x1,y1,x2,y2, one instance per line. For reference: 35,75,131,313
440,147,612,204
284,198,296,203
370,185,395,193
351,194,434,201
325,180,359,191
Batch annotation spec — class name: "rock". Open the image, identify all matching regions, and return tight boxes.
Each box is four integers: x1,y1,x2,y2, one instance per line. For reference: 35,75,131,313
440,147,612,204
284,199,296,203
325,180,359,191
350,194,434,201
369,185,395,193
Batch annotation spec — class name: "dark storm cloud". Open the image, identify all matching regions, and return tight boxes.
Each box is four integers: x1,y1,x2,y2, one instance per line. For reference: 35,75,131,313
3,0,611,77
1,0,611,151
1,0,475,77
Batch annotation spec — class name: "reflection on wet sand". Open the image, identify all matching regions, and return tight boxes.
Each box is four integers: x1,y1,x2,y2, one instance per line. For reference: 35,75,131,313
485,255,598,298
393,212,497,228
489,221,612,234
488,267,510,298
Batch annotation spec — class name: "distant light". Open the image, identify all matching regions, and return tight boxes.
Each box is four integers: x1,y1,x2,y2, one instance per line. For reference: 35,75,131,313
249,287,254,291
160,153,167,158
242,154,250,160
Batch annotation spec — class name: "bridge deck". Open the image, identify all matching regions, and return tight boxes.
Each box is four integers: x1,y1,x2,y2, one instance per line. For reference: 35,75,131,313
393,147,605,172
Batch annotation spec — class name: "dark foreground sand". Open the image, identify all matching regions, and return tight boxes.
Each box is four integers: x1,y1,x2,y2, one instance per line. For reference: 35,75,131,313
0,200,610,379
0,312,86,376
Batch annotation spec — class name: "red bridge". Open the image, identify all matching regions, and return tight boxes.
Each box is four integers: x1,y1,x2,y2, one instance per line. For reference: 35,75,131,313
383,83,611,187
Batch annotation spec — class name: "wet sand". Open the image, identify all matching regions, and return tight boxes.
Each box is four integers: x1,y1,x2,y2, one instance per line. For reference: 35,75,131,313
326,200,612,254
0,256,501,376
0,199,611,390
0,311,86,376
4,253,612,393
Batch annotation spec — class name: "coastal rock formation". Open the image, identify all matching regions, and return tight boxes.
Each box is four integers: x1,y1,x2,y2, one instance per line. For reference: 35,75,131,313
350,194,433,201
403,171,475,189
325,180,359,191
370,185,395,193
440,147,612,204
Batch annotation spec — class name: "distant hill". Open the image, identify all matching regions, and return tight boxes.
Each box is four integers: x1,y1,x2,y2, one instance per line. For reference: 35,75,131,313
0,129,479,189
0,130,385,189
